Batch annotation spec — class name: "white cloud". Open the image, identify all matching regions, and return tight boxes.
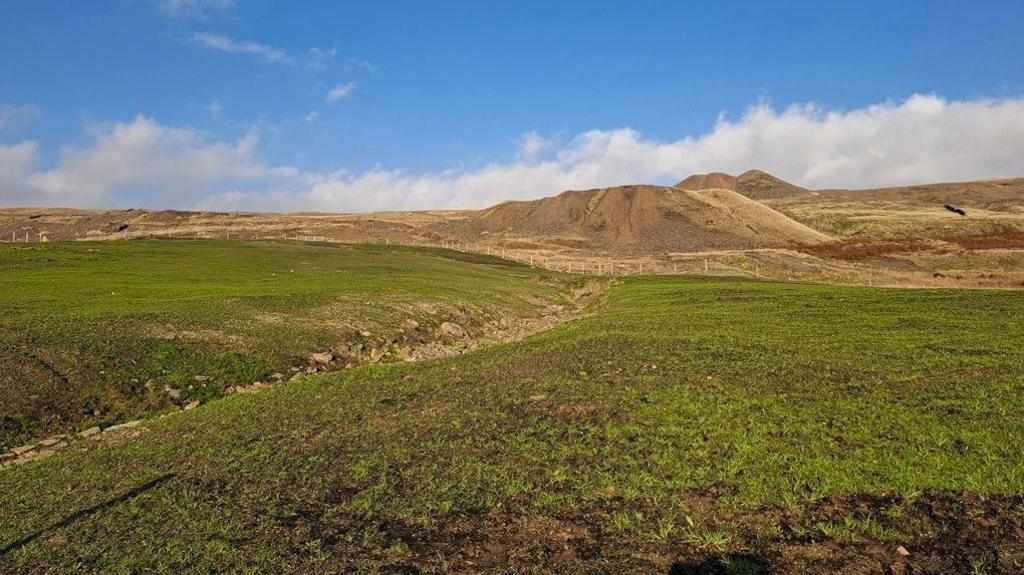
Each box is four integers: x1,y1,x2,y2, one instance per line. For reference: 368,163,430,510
190,33,292,64
150,0,234,17
304,111,320,124
305,47,337,71
0,141,40,203
326,82,356,103
4,94,1024,212
6,115,306,207
516,131,554,160
344,58,377,73
0,104,41,133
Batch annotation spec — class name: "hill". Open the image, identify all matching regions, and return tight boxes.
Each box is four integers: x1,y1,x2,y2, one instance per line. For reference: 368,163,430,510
439,184,829,253
676,169,809,200
0,241,578,447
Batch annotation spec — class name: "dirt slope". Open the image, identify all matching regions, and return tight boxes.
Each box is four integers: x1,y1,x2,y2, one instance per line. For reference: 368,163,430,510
439,184,829,253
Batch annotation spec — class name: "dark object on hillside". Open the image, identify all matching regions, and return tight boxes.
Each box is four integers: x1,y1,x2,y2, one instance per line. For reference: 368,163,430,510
115,223,129,232
944,204,966,216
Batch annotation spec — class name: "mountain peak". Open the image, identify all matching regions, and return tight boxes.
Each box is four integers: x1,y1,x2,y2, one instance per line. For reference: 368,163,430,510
676,170,807,200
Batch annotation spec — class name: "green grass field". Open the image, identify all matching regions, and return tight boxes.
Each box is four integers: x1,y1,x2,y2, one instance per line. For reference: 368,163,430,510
2,242,1024,573
0,240,574,448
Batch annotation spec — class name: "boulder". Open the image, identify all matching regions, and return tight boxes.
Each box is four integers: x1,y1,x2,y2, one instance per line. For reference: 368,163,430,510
309,351,334,365
437,321,467,338
80,426,101,438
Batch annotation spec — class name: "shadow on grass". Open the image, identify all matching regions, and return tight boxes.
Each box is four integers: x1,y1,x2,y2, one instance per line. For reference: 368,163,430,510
669,554,770,574
0,472,175,557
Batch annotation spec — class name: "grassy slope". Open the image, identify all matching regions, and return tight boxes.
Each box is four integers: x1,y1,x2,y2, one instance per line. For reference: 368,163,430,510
2,275,1023,573
0,241,572,448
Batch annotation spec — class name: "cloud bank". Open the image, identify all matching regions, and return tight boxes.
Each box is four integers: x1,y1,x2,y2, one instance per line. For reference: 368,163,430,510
2,94,1024,211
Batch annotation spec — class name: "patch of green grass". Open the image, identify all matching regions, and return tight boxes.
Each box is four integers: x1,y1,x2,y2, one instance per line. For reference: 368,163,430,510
0,240,573,447
2,274,1024,572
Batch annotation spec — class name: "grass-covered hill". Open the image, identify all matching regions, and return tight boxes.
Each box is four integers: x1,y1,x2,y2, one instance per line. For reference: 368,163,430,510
0,240,578,448
2,248,1023,573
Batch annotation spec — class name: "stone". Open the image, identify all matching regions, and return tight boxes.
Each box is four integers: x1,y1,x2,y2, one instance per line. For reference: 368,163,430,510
80,426,101,438
437,321,467,338
270,372,284,381
194,375,211,382
39,437,61,447
289,372,304,382
309,351,334,365
360,330,372,337
105,420,141,432
183,400,200,411
11,444,36,456
401,319,420,331
896,546,910,557
165,386,181,399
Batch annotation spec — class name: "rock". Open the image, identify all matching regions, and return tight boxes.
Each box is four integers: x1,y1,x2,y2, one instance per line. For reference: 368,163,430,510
105,420,141,432
369,348,387,363
194,375,211,382
529,394,547,402
165,386,181,399
270,372,284,381
289,372,304,382
360,330,372,337
309,351,334,364
39,437,61,447
11,444,36,456
401,319,420,331
183,400,200,411
80,426,101,438
437,321,467,338
896,546,910,557
0,452,16,463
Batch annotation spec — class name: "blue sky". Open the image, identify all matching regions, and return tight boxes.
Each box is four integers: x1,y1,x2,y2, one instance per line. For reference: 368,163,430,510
2,0,1024,211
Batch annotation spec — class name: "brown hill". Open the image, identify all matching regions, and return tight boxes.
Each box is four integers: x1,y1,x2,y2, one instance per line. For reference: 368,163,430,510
439,184,829,253
676,169,808,200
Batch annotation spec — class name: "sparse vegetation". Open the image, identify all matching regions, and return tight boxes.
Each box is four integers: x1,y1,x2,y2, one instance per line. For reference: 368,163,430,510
3,247,1023,573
